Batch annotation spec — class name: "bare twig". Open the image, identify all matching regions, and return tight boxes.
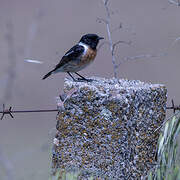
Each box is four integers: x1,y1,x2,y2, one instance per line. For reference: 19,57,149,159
117,52,167,67
111,23,123,33
96,17,108,24
104,0,109,6
101,0,118,78
168,0,180,6
112,40,132,55
57,87,78,110
97,41,111,51
98,40,131,52
170,36,180,48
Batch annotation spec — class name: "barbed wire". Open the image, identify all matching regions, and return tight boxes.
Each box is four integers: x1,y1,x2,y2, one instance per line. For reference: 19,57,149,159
0,104,58,120
166,99,180,113
0,99,179,120
0,87,78,120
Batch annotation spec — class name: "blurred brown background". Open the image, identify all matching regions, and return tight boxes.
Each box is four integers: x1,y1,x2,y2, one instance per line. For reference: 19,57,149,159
0,0,180,179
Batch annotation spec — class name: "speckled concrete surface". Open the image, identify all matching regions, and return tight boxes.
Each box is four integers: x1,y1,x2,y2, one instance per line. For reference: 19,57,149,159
52,77,167,179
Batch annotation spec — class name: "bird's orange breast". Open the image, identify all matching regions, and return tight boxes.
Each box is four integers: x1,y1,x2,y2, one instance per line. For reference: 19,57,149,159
80,48,97,65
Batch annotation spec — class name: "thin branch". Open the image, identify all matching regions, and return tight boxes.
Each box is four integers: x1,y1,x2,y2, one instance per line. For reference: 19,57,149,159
101,0,118,78
96,17,108,24
117,52,167,67
57,88,77,109
111,22,123,33
112,40,132,55
170,36,180,48
98,40,131,53
57,87,78,110
105,0,109,6
97,41,110,51
168,0,180,6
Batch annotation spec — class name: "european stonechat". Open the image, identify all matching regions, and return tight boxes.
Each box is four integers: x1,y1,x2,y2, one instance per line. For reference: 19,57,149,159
42,34,103,81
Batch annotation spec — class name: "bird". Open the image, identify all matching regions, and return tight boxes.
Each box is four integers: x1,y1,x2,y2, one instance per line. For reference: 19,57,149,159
42,34,104,82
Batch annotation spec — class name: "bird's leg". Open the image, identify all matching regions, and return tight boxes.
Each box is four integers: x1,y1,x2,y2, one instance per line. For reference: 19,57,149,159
67,72,77,82
74,72,93,82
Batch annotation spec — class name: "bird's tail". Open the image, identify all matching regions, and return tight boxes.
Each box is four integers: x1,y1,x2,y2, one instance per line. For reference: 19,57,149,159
42,70,54,80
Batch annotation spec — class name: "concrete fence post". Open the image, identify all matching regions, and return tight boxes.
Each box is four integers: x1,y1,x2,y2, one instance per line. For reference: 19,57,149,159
52,77,167,179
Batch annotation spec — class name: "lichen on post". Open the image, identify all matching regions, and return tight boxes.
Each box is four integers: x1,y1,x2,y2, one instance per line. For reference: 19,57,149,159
52,77,167,179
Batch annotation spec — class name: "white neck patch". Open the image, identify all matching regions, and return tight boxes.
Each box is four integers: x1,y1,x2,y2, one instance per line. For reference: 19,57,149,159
79,42,89,55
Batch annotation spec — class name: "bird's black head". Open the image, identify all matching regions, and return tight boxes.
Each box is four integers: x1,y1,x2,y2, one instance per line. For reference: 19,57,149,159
79,34,104,50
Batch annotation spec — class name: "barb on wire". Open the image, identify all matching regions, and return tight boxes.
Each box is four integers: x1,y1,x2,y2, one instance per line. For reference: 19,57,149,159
166,99,180,113
154,103,180,133
1,104,14,120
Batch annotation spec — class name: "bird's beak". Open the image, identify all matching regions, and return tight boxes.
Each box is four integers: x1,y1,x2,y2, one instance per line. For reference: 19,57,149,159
98,37,104,40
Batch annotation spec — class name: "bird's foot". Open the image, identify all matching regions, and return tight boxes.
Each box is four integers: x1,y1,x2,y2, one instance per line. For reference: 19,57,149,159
76,78,93,82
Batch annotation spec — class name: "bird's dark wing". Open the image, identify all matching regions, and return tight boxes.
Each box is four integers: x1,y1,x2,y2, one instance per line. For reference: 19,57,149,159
53,44,84,71
42,44,84,79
